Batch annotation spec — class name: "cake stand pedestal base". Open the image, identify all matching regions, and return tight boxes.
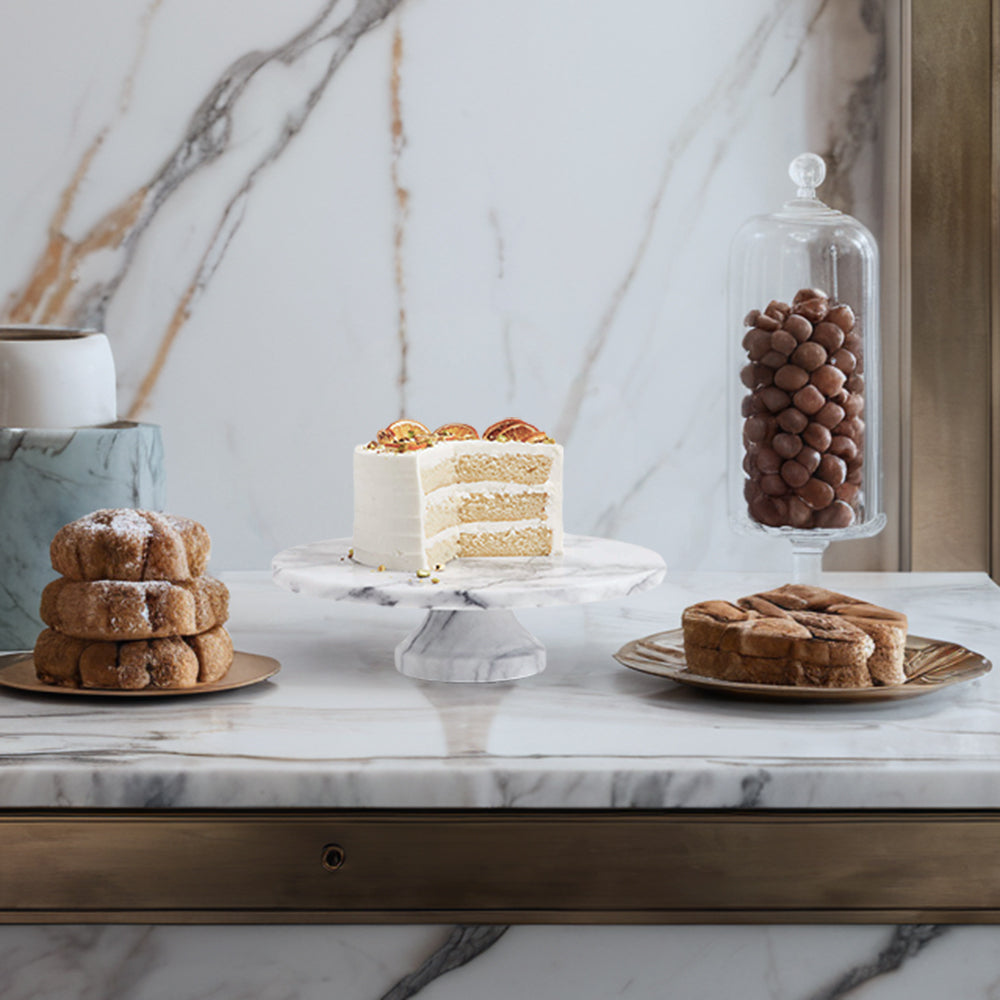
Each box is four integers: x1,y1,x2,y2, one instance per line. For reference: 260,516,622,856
394,609,545,683
272,535,665,684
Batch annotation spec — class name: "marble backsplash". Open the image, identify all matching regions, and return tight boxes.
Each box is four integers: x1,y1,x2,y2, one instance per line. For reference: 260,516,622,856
0,0,891,573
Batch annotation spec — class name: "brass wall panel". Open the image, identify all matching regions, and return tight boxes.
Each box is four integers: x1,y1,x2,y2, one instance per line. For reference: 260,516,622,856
908,0,994,569
993,0,1000,575
3,811,1000,924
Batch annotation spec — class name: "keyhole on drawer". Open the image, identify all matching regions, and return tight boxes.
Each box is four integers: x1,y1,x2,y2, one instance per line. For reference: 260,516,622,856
321,843,346,871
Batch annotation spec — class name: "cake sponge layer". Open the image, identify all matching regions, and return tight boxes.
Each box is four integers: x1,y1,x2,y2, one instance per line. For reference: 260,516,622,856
458,525,553,558
353,438,563,570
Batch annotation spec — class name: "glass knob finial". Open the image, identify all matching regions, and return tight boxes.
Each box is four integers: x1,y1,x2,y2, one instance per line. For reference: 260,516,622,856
789,153,825,198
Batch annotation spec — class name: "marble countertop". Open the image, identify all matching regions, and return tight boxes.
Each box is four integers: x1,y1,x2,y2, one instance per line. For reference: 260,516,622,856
2,570,999,810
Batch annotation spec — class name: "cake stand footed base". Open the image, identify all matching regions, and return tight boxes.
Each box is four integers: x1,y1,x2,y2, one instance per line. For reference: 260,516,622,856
394,609,546,683
273,535,665,684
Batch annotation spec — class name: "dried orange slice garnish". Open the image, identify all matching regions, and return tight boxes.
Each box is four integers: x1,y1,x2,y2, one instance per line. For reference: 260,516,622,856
483,419,545,442
501,424,548,442
433,423,479,440
521,429,551,443
376,419,431,444
483,418,529,439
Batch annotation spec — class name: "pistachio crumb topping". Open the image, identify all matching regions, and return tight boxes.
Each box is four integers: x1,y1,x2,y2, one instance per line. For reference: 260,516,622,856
416,569,430,578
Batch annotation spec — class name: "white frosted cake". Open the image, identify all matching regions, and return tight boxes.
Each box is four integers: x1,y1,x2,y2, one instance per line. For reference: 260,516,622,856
353,419,564,571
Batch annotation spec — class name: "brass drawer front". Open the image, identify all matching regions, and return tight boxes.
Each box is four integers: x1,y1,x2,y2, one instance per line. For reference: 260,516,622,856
3,810,1000,923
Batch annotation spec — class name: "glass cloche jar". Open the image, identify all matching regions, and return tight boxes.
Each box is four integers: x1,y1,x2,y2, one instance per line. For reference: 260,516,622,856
728,153,885,576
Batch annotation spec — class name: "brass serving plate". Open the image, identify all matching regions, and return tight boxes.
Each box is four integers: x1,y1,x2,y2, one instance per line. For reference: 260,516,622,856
614,628,991,702
0,650,280,698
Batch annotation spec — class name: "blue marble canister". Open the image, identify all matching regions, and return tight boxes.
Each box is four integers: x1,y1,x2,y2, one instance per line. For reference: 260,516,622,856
0,422,164,650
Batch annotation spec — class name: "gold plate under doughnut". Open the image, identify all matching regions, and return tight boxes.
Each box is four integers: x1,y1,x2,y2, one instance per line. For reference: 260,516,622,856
614,629,990,702
0,650,279,697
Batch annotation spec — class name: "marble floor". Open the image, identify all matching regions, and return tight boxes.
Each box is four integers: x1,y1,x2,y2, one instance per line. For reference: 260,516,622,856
1,923,998,1000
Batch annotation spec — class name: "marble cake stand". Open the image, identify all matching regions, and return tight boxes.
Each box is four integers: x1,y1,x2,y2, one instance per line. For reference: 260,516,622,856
272,535,665,683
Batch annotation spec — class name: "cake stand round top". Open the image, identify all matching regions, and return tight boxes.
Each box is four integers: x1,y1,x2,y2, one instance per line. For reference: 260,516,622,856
272,534,665,610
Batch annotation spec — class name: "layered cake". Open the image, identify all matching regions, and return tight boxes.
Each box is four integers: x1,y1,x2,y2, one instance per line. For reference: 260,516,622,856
353,419,564,571
681,584,908,688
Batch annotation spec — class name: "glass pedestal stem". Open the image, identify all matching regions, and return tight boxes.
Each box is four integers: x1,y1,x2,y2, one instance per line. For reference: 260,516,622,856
790,538,829,584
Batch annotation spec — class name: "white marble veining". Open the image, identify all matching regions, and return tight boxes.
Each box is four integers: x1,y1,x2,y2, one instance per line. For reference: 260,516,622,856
394,609,548,682
2,570,998,810
272,534,666,608
3,920,1000,1000
0,423,164,649
0,0,891,574
1,5,984,998
273,535,665,680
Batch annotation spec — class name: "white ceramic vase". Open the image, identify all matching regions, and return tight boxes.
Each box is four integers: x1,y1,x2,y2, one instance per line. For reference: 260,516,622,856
0,326,117,428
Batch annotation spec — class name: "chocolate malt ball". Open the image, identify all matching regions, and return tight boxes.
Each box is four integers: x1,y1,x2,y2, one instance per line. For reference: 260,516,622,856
831,348,857,374
780,460,811,489
826,304,855,332
786,496,814,528
802,422,832,453
773,433,803,459
816,453,847,487
770,329,797,356
814,500,855,528
796,445,821,475
742,328,772,360
758,386,791,413
797,477,835,510
741,293,866,530
782,314,813,342
791,385,825,415
774,364,810,392
791,342,827,372
777,407,809,434
815,401,846,429
756,446,782,475
792,297,828,324
811,322,845,353
810,364,846,397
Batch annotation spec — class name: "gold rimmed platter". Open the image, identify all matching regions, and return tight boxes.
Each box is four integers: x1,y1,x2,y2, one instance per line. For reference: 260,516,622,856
0,650,280,698
614,628,991,702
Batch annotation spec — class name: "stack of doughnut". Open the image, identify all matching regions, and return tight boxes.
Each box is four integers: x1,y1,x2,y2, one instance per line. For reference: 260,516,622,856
682,584,908,688
33,509,232,690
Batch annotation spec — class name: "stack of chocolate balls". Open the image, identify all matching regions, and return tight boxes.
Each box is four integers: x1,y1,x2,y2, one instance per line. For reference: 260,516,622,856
740,288,865,529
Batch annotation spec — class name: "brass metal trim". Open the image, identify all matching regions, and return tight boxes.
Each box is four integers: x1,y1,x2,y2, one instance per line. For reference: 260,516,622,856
993,0,1000,576
320,843,346,872
908,0,996,570
3,810,1000,925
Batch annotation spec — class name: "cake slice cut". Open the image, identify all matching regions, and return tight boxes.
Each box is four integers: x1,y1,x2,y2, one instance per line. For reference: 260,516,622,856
352,419,564,571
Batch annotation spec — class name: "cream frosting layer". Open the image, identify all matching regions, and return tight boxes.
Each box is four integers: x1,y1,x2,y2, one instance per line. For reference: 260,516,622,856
352,440,564,571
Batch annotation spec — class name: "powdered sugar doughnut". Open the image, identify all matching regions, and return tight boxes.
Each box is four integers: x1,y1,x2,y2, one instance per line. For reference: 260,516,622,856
34,625,234,689
50,509,210,582
40,576,229,641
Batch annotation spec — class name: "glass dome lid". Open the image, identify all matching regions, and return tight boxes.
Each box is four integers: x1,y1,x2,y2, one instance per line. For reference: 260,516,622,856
727,153,884,578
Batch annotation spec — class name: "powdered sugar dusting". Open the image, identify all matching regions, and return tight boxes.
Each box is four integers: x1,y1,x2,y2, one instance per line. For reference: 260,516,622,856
71,508,154,542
